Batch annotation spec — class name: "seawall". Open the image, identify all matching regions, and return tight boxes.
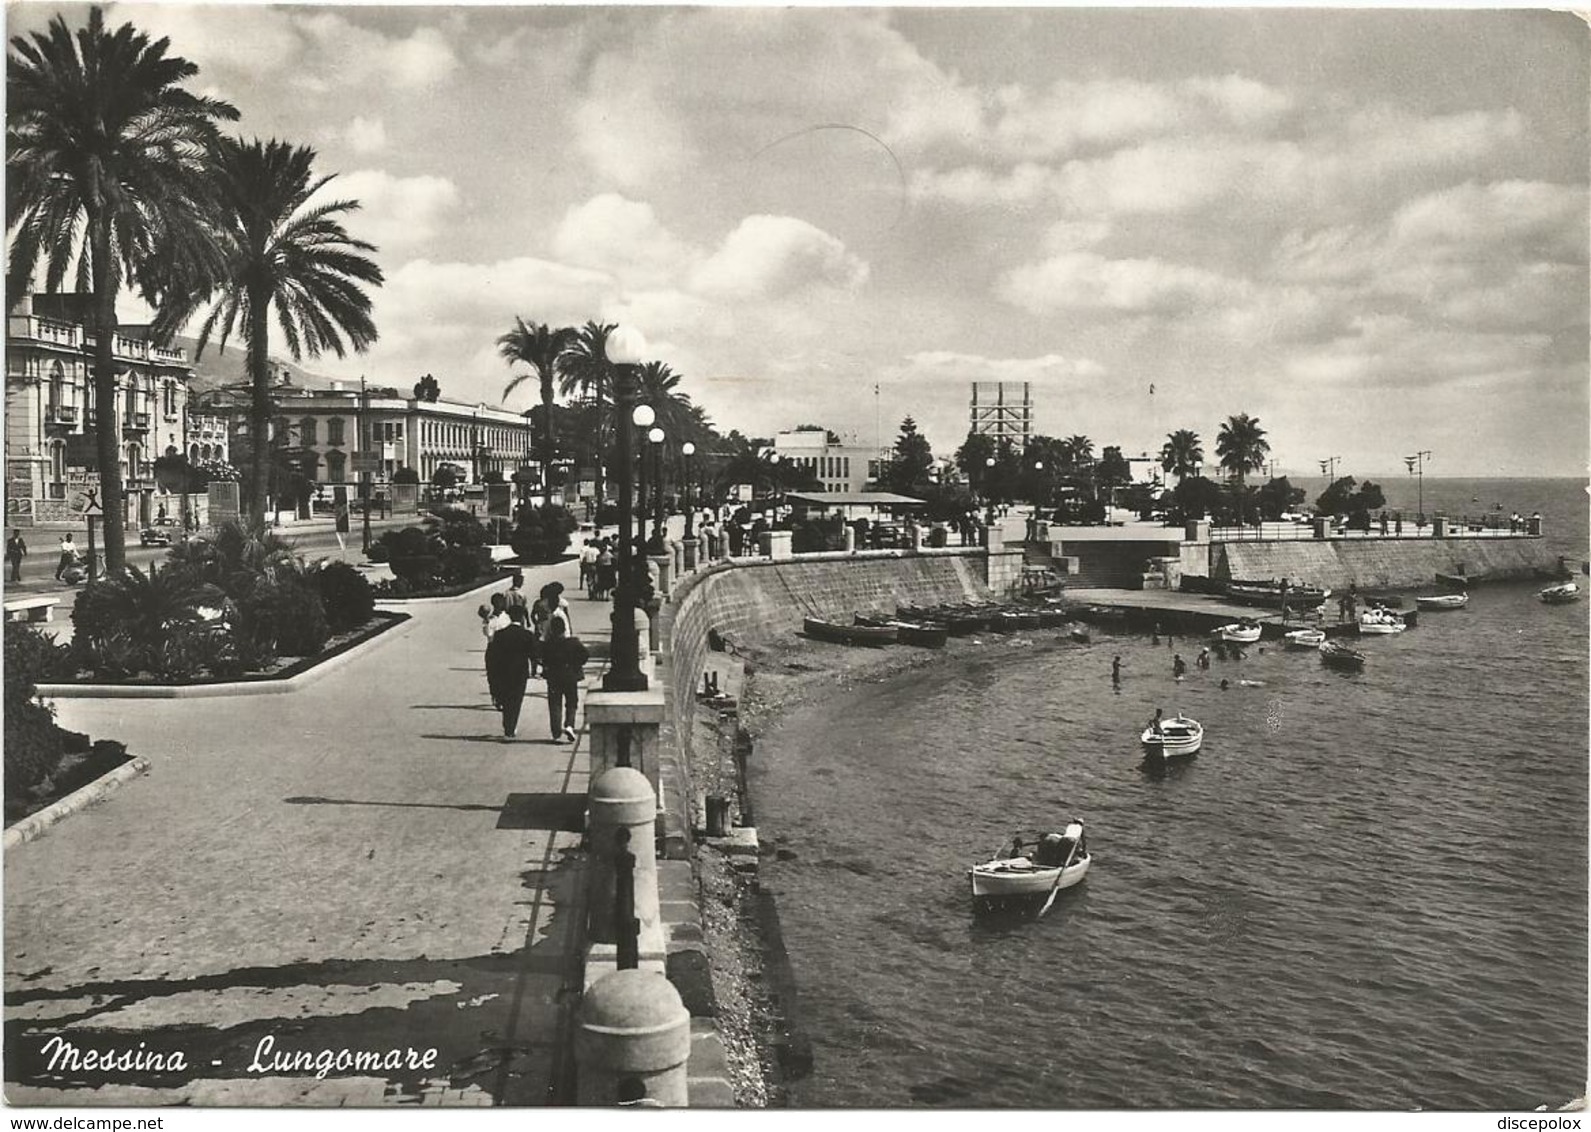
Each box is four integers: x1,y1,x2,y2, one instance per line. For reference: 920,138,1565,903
657,550,990,853
1212,535,1562,590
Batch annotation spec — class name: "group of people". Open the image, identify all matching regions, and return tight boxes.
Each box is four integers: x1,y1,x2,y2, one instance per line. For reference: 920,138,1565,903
576,539,619,600
480,574,588,742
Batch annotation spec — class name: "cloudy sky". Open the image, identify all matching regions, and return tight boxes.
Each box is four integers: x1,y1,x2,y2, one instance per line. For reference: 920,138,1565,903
13,4,1590,477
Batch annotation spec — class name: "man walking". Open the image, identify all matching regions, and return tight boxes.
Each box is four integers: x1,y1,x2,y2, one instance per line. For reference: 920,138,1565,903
6,531,27,583
54,533,77,581
485,607,537,739
541,617,589,743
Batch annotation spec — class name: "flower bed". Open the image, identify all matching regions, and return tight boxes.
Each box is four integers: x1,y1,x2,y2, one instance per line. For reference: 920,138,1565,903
38,611,409,688
5,739,133,827
370,571,514,600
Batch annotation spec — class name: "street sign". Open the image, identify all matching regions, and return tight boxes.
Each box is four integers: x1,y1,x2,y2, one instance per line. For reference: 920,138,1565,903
351,452,382,473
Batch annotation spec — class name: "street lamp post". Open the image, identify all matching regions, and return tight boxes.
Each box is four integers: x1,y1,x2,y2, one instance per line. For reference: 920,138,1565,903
1318,456,1340,483
984,456,997,532
632,405,655,587
604,327,650,693
360,376,372,554
681,441,697,568
648,427,666,552
1404,450,1431,525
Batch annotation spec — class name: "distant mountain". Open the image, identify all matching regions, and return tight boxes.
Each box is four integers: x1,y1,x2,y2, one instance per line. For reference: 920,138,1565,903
173,335,339,398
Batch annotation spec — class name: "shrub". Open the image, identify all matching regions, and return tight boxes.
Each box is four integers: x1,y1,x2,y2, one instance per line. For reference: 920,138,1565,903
238,575,330,657
439,543,491,585
594,503,619,527
391,466,420,485
791,515,845,554
312,562,376,632
433,509,488,548
511,503,579,563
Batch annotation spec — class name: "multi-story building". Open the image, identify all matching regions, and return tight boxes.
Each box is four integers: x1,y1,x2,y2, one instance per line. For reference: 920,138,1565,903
231,382,536,488
969,381,1033,453
5,294,219,527
771,429,877,494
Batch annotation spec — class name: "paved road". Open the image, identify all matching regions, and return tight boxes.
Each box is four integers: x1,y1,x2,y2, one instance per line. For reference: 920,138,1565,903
4,555,613,1106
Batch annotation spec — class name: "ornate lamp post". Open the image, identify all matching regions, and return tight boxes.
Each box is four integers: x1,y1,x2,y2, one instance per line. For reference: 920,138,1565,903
984,455,997,532
648,426,666,552
631,404,655,587
604,326,649,692
681,442,696,565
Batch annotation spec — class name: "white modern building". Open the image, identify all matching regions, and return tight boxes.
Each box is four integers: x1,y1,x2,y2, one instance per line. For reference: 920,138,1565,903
771,428,878,494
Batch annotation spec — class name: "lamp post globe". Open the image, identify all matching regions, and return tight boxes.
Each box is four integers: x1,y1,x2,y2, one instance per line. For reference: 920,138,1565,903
603,324,649,692
632,404,655,429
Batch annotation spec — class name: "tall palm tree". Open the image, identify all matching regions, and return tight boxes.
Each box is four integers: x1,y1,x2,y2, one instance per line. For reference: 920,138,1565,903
7,8,239,571
1061,435,1095,469
557,321,618,506
1159,429,1204,482
158,137,382,523
499,318,576,506
1215,413,1270,523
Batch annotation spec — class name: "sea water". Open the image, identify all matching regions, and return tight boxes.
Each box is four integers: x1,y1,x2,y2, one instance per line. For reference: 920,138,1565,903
752,478,1589,1108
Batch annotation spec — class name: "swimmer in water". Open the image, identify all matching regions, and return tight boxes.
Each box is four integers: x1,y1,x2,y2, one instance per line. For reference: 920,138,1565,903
1220,678,1230,691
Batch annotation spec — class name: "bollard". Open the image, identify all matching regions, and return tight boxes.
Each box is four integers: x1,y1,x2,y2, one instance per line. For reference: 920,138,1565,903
671,541,684,581
682,536,698,571
843,525,856,553
587,767,658,947
614,828,639,969
576,967,691,1106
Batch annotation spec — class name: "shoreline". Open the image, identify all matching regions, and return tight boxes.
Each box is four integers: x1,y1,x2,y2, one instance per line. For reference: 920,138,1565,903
693,629,985,1106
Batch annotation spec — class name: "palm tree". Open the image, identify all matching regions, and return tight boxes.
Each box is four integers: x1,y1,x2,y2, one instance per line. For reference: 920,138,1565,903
1060,435,1095,469
1215,413,1270,523
499,318,576,506
558,321,618,506
7,8,240,571
157,137,382,523
1159,429,1204,482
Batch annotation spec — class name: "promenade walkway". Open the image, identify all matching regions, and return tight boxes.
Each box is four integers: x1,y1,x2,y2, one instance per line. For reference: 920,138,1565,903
5,555,608,1106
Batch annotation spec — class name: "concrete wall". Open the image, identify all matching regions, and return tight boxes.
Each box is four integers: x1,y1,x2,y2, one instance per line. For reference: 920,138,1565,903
1215,536,1560,589
656,551,990,857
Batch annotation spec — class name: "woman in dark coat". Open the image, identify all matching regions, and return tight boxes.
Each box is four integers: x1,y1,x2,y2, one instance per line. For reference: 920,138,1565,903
485,607,537,739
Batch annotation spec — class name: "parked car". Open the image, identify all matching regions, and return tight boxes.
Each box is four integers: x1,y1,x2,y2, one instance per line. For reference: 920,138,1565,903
139,527,173,547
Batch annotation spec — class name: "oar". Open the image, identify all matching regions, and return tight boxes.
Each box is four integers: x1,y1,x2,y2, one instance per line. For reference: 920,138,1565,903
1038,838,1078,918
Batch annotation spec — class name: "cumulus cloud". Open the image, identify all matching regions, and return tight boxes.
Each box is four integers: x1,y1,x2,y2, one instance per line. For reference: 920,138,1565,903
691,216,869,299
998,251,1243,315
551,195,700,288
326,171,462,254
296,14,458,90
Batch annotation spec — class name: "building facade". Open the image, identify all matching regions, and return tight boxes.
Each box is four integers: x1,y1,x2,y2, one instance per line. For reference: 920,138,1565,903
969,381,1033,453
771,429,876,494
5,294,220,527
239,384,536,488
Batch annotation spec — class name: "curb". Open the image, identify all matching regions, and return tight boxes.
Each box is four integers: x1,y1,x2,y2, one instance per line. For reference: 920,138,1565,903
4,756,151,850
37,613,413,700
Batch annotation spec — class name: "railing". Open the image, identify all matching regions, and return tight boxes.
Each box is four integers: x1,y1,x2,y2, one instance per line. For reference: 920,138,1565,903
1209,513,1537,541
124,412,151,430
11,316,81,347
45,403,78,425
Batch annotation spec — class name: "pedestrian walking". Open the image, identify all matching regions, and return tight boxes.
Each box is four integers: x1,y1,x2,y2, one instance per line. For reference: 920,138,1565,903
1173,653,1187,679
485,606,537,738
593,539,616,600
54,533,77,581
504,572,529,618
579,539,599,591
1197,648,1211,670
1111,655,1121,685
542,616,589,743
7,531,27,583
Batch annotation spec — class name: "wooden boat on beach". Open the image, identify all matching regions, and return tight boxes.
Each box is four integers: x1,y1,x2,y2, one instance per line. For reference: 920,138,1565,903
970,822,1091,914
854,615,948,649
1225,579,1331,609
802,617,896,647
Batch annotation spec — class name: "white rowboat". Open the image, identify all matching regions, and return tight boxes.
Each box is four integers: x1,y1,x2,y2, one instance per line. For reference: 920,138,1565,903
1539,582,1580,605
1283,628,1327,648
970,823,1091,910
1214,621,1262,644
1415,593,1468,610
1140,714,1204,758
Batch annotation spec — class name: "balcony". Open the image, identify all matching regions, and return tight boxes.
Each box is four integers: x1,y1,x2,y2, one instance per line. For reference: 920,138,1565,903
123,412,151,433
45,403,78,426
10,316,81,349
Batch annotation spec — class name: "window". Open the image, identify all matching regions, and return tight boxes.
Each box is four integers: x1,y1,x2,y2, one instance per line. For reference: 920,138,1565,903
164,381,177,417
48,363,64,413
48,440,66,487
300,417,318,445
325,451,346,482
327,418,345,446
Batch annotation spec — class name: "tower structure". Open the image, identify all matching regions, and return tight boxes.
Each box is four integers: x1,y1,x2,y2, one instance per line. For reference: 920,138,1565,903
969,382,1033,452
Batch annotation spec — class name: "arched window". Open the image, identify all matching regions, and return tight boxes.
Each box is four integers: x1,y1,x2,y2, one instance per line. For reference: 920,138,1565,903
189,444,200,463
48,362,65,414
